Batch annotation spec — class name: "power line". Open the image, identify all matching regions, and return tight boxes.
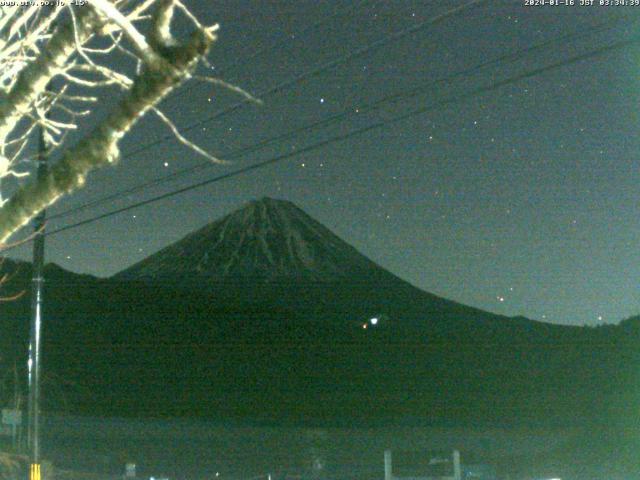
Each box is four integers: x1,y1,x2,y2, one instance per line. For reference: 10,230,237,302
21,35,638,246
47,13,635,222
120,0,487,159
46,0,488,222
163,0,383,105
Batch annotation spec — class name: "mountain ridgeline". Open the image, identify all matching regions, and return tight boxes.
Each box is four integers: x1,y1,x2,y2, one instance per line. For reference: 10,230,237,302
115,197,396,283
1,197,638,427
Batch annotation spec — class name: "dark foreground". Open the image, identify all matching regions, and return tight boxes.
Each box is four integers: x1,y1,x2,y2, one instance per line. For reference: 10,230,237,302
1,415,635,480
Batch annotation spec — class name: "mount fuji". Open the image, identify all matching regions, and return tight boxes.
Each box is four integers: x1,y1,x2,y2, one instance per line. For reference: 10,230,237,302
116,197,393,282
0,197,636,426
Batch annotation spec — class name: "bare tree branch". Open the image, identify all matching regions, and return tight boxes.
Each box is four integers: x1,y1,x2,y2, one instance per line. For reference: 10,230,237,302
0,0,232,243
152,106,225,164
0,16,216,242
0,7,100,144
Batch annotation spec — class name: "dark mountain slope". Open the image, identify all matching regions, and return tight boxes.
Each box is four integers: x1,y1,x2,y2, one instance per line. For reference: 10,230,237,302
115,197,402,282
0,198,635,427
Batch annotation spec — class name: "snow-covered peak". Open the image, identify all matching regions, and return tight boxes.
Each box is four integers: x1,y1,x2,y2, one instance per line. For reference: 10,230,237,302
114,197,393,283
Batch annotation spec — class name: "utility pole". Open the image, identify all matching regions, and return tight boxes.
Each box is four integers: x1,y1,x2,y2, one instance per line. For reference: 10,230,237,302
13,362,21,450
27,110,49,480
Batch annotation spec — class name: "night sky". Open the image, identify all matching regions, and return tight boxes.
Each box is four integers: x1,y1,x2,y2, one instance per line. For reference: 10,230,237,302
7,0,640,327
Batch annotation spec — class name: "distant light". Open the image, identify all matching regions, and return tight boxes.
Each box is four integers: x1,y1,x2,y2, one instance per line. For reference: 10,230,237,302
215,473,220,478
362,324,368,329
163,162,169,167
320,98,325,103
370,317,379,325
